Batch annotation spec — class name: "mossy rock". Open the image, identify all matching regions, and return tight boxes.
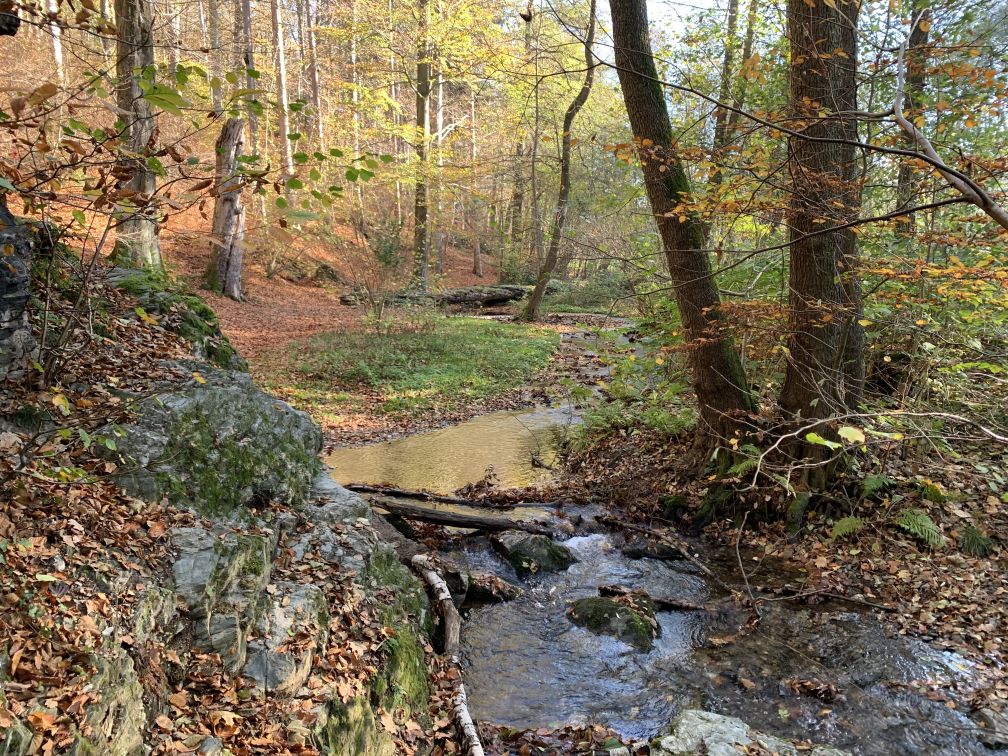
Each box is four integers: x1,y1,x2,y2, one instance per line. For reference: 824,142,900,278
107,267,246,371
314,697,396,756
108,361,321,515
568,596,659,651
492,532,575,577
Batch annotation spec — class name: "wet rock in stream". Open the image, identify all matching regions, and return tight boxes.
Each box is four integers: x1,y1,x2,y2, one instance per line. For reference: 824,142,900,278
568,596,659,651
491,531,575,576
654,709,849,755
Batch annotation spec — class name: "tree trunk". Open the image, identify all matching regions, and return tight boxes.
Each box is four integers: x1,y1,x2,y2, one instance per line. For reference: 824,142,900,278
433,54,446,276
208,0,223,114
412,0,431,290
710,0,740,184
46,0,65,85
470,85,484,277
306,0,324,149
779,0,865,419
166,0,180,79
240,0,259,155
113,0,162,269
206,118,246,300
726,0,759,135
270,0,294,178
609,0,754,440
895,1,930,233
521,0,596,322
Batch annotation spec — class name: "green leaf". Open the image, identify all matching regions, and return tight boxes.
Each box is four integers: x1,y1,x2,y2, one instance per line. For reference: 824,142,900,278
895,508,945,547
0,178,16,192
35,573,59,582
142,84,191,116
830,516,866,540
806,432,841,450
837,426,865,444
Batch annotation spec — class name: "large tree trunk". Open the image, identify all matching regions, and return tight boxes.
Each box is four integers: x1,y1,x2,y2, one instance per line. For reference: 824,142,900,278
270,0,294,178
895,1,930,233
240,0,259,155
779,0,865,420
609,0,754,440
521,0,596,322
114,0,162,269
412,0,431,290
206,118,246,300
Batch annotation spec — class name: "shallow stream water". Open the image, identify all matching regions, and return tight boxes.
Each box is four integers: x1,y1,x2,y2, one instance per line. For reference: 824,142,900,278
325,329,999,754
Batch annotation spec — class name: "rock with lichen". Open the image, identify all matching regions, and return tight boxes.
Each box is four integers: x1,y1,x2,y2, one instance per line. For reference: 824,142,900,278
491,531,575,576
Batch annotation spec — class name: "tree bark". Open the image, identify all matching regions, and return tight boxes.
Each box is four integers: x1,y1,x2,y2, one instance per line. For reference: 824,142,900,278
521,0,596,322
779,0,865,419
412,0,432,290
114,0,162,269
206,118,246,300
46,0,64,85
270,0,294,178
305,0,324,149
470,85,484,277
895,2,930,234
710,0,740,184
609,0,754,440
208,0,223,114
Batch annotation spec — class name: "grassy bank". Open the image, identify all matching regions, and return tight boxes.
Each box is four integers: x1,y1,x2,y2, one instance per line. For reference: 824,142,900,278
260,315,560,425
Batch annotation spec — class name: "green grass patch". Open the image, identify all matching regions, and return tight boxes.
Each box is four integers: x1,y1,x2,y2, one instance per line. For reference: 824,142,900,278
264,316,560,420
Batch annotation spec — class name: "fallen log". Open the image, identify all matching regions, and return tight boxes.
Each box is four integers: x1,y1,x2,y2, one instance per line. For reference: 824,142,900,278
410,554,485,756
368,495,554,536
347,483,550,509
340,284,528,309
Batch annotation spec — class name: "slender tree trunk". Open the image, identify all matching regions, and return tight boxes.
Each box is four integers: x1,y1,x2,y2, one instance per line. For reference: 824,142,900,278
46,0,65,85
113,0,161,269
412,0,431,289
166,0,180,79
99,0,114,60
609,0,754,440
521,0,596,322
895,1,930,233
350,0,364,217
433,58,446,275
470,86,483,277
726,0,758,135
270,0,294,177
208,0,223,114
306,0,324,149
710,0,740,185
206,118,246,299
779,0,865,420
241,0,259,153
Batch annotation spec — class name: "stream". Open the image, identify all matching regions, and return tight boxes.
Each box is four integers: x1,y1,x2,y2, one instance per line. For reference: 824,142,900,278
326,331,1000,754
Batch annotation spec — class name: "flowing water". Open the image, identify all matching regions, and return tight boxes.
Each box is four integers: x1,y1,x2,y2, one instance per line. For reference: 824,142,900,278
325,329,998,753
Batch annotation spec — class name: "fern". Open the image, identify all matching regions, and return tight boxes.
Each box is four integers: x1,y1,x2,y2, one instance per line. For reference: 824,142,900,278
960,525,995,558
830,516,866,540
895,508,945,547
726,444,760,477
862,473,894,499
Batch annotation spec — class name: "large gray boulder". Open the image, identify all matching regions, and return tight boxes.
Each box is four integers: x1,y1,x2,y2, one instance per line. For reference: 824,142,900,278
110,361,321,514
491,531,575,576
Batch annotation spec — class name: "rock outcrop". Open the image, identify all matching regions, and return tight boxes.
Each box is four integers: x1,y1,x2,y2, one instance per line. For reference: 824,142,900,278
109,361,321,514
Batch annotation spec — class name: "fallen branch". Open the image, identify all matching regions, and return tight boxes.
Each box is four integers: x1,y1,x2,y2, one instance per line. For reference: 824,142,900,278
370,495,554,536
347,483,549,509
410,554,485,756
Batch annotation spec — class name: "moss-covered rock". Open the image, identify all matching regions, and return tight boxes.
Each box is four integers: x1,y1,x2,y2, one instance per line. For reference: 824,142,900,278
491,531,575,576
314,697,396,756
107,267,246,371
568,596,659,651
109,360,321,515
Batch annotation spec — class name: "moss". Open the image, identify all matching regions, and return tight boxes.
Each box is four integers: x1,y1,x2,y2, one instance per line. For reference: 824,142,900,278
503,535,574,576
568,597,658,651
111,270,246,371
